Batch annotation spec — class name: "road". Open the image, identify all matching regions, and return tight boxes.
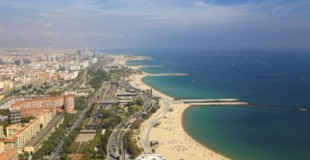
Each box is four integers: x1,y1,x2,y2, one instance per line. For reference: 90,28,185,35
141,98,171,153
127,74,167,154
107,123,123,160
106,90,154,160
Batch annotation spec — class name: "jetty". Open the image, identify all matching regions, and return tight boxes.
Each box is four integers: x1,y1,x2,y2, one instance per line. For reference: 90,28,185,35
145,73,189,77
133,65,163,69
181,98,249,106
182,98,239,103
142,65,163,68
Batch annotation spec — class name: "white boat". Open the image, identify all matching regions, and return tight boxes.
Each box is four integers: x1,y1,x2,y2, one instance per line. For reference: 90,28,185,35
299,107,308,112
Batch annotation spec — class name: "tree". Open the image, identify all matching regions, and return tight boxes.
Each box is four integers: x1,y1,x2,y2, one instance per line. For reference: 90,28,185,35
131,119,142,129
0,109,10,116
131,96,143,106
28,84,33,89
60,152,69,160
22,86,27,90
88,69,109,89
32,150,44,159
0,120,9,130
124,130,142,158
18,154,25,160
21,116,35,123
135,96,144,106
101,109,111,118
75,97,88,111
24,152,30,159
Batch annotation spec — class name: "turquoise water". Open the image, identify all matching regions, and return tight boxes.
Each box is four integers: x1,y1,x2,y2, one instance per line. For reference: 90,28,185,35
127,51,310,160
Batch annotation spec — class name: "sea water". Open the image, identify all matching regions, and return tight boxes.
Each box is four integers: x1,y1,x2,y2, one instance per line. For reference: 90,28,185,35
127,50,310,160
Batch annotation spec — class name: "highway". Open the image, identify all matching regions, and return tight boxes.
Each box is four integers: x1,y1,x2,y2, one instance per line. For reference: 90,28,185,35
107,123,123,160
107,89,155,160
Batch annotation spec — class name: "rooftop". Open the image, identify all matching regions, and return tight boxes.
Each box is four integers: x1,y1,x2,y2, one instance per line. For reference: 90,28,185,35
0,149,17,160
2,136,17,143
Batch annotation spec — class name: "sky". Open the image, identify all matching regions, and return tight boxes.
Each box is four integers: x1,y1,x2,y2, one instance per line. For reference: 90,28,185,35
0,0,309,51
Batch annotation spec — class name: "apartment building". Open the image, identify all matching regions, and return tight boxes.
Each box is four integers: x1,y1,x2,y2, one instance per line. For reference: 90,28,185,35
3,118,40,151
24,115,64,154
11,93,75,117
1,110,54,153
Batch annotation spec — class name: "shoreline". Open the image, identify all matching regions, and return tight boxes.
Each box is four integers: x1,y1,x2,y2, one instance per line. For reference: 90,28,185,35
136,74,228,160
120,57,229,159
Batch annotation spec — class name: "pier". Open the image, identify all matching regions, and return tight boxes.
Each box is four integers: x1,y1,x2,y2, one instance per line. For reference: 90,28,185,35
182,98,239,103
181,98,249,106
145,73,189,77
186,102,249,106
133,65,163,69
141,65,163,68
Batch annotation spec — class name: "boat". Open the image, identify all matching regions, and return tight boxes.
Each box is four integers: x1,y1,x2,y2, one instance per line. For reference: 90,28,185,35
299,107,308,112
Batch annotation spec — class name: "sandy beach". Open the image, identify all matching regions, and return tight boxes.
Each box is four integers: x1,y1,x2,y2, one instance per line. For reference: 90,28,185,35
134,74,228,160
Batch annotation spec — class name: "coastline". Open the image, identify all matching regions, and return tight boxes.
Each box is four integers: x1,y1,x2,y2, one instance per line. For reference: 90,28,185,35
136,75,228,160
121,57,229,159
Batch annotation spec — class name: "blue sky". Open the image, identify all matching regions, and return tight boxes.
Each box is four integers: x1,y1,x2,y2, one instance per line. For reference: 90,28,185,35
0,0,309,51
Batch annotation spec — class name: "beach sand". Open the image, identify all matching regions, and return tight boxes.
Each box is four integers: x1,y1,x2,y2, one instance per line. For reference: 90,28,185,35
132,74,229,160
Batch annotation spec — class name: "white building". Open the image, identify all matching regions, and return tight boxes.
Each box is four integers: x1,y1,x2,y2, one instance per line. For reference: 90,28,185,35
62,71,79,81
70,65,81,71
80,60,89,69
89,57,98,65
